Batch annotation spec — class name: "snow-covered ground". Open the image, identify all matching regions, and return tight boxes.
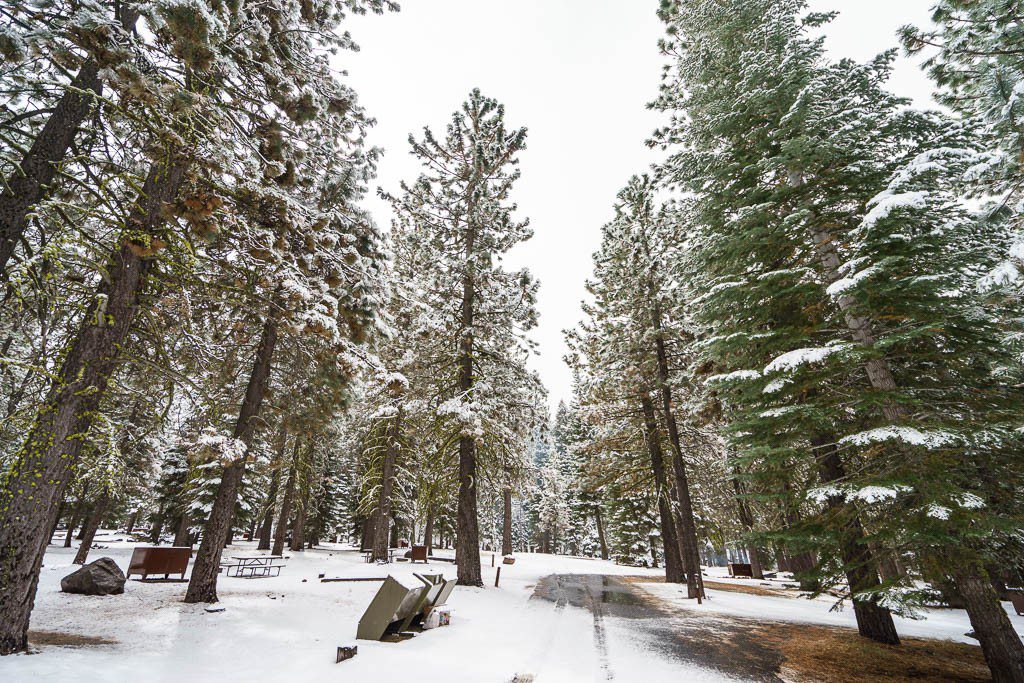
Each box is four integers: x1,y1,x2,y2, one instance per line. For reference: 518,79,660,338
0,535,714,682
642,566,1024,645
2,534,1021,682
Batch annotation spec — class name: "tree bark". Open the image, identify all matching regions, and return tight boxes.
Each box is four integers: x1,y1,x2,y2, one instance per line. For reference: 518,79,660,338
372,409,402,562
423,508,434,553
648,294,704,599
173,514,191,547
124,510,138,535
455,208,482,587
63,510,81,548
639,391,686,584
257,467,281,551
0,5,140,275
149,503,165,545
502,487,513,556
595,506,609,560
951,565,1024,682
732,478,765,580
73,490,110,565
0,154,189,655
48,501,65,545
273,439,302,557
0,63,102,274
290,468,312,553
816,438,900,645
185,313,278,604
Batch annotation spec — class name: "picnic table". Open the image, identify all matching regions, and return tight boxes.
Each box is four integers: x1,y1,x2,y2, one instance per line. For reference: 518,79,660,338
362,548,398,563
225,555,284,578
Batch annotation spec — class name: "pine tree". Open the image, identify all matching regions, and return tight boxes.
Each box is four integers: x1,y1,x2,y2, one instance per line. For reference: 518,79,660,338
385,89,541,586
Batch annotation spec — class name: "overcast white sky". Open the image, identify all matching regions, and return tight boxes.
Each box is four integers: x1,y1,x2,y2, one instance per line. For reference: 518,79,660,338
343,1,938,408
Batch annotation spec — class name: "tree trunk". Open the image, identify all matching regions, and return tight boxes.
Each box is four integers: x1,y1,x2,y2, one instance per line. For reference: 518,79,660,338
360,513,374,552
73,490,110,565
951,565,1024,682
639,391,686,584
0,63,102,273
124,510,138,535
185,314,278,604
502,487,513,556
424,508,434,553
63,510,81,548
290,469,311,553
173,515,191,547
0,5,139,275
257,467,281,551
150,503,165,545
732,478,765,580
372,409,402,561
0,154,189,655
649,294,704,599
816,438,900,645
595,506,609,560
273,439,302,557
48,501,65,545
454,196,483,587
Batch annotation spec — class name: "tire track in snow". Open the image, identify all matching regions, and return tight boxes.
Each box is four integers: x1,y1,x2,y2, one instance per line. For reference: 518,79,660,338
582,577,614,680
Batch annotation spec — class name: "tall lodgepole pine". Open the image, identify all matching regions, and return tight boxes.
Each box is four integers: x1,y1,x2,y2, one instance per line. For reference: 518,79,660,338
0,5,140,275
185,313,278,603
0,153,189,654
455,205,482,585
813,437,900,645
638,391,686,584
257,467,281,551
372,407,402,562
501,488,513,556
72,488,111,566
273,439,302,557
387,90,535,587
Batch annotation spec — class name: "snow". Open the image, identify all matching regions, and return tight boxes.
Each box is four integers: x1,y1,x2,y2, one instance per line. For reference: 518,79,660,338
825,265,877,297
705,369,761,384
763,345,848,374
638,566,1024,645
3,538,728,683
807,484,912,505
839,426,954,448
860,191,929,229
762,377,792,394
4,540,1022,681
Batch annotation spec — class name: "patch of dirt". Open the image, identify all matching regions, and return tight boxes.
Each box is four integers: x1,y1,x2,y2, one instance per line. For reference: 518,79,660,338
623,576,990,682
29,630,118,648
758,623,991,683
621,574,790,597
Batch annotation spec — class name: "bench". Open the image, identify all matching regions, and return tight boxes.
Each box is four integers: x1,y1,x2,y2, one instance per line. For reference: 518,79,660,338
127,546,191,580
727,562,753,578
362,548,397,563
224,555,284,579
1011,592,1024,617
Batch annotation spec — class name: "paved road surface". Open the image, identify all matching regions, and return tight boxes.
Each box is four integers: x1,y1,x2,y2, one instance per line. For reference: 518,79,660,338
530,574,783,682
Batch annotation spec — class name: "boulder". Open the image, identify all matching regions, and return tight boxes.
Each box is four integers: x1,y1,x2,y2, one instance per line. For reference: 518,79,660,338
61,557,126,595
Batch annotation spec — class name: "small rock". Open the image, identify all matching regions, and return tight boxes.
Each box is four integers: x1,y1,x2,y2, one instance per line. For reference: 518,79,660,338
205,606,226,613
61,558,126,596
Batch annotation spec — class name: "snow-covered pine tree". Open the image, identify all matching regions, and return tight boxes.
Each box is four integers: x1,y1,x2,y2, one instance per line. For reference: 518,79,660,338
385,89,541,586
654,2,1024,670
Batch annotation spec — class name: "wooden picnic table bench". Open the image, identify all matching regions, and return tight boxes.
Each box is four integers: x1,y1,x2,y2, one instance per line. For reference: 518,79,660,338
127,546,191,580
224,555,285,578
362,548,398,563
